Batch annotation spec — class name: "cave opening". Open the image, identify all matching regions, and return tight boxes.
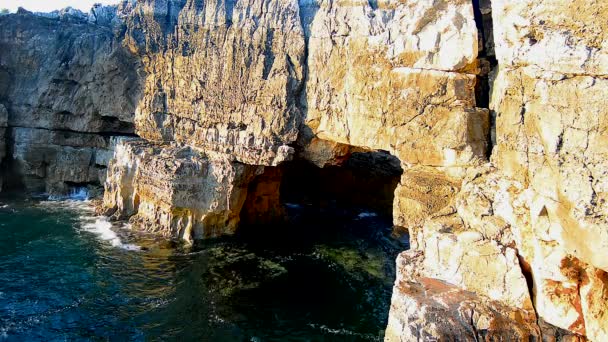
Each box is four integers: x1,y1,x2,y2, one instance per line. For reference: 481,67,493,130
229,150,409,335
280,150,403,222
238,149,407,247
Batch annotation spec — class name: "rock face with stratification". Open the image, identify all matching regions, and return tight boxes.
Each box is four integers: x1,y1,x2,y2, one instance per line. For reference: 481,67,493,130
0,6,142,194
484,0,608,339
10,128,120,195
98,0,308,238
383,0,608,340
102,139,267,241
299,0,488,173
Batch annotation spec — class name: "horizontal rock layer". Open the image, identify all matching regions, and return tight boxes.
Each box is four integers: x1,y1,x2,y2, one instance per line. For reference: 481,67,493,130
10,127,118,195
0,6,140,194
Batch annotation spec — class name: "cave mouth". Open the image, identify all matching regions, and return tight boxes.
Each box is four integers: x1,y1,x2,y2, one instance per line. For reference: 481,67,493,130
238,150,407,247
223,150,409,336
281,150,404,221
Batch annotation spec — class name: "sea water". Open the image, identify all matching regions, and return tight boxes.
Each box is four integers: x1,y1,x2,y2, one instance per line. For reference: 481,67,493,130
0,196,407,341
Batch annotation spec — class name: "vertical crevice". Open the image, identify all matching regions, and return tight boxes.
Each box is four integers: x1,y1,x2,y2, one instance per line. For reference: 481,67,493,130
472,0,498,159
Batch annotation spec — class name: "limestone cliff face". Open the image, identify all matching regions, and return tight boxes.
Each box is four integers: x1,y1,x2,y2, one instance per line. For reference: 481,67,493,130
486,0,608,338
300,0,487,172
386,1,608,340
123,0,306,166
103,139,267,240
0,6,142,194
1,0,607,340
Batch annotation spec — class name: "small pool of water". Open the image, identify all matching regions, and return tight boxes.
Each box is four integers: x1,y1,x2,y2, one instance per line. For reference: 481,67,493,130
0,198,407,341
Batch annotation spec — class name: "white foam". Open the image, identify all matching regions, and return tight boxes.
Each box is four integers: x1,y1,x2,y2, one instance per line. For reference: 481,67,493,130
308,324,378,339
37,199,93,213
82,216,141,251
48,187,90,201
357,212,378,219
37,198,141,251
285,203,302,209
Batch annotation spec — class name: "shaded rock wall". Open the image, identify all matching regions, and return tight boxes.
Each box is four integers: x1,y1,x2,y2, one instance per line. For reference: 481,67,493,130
0,6,142,194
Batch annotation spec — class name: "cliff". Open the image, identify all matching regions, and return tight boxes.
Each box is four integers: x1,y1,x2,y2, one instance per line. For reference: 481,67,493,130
0,5,142,194
0,0,607,340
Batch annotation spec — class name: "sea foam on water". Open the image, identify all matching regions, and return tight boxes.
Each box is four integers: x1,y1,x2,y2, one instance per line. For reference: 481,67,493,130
80,216,141,251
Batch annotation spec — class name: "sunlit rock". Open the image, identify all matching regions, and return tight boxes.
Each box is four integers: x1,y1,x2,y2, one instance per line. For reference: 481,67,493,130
102,139,284,241
124,0,306,166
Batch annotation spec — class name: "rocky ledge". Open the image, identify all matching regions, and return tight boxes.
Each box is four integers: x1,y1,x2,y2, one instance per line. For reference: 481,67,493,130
0,0,607,340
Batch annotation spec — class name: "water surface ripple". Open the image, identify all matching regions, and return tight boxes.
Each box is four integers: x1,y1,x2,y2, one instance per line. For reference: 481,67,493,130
0,199,407,341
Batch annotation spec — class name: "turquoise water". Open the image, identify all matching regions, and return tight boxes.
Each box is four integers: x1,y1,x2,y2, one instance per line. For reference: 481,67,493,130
0,198,407,341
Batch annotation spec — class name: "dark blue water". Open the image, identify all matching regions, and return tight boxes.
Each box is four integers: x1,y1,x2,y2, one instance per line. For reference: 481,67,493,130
0,198,407,341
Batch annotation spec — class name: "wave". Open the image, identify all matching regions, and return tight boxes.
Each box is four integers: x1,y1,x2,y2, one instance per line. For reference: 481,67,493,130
47,187,90,201
308,323,380,340
357,212,378,219
284,203,302,209
80,216,141,251
38,195,141,251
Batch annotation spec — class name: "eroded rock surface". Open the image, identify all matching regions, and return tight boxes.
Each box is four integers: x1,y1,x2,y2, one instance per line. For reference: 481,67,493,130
124,0,306,166
481,0,608,338
386,274,541,341
103,139,270,241
386,0,608,340
0,7,142,194
11,128,119,195
1,0,607,340
300,0,487,171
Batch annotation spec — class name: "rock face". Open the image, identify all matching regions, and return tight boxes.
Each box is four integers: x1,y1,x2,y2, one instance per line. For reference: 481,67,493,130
10,128,119,195
385,0,608,340
103,139,267,241
385,268,541,341
124,0,306,166
1,0,607,340
0,6,142,194
0,104,7,189
484,0,608,339
300,0,487,172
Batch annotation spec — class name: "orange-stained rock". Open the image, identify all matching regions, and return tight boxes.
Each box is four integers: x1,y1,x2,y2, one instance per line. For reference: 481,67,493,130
385,252,541,341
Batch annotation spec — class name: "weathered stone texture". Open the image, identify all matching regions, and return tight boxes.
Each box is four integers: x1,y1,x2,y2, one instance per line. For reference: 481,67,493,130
2,0,607,340
300,0,487,170
385,254,541,342
102,139,276,241
0,104,7,190
10,127,118,195
484,1,608,339
124,0,306,166
0,7,142,194
387,0,608,340
393,166,460,230
492,0,608,75
491,68,608,274
0,10,141,133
